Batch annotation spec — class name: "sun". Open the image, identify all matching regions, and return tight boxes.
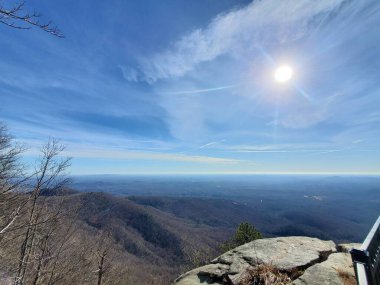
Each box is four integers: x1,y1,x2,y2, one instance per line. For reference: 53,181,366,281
274,65,293,83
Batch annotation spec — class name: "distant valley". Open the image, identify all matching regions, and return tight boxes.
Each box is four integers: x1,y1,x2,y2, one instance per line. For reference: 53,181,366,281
73,174,380,243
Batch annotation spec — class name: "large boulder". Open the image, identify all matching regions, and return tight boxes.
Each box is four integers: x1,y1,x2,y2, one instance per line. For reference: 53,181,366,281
174,236,342,285
292,252,356,285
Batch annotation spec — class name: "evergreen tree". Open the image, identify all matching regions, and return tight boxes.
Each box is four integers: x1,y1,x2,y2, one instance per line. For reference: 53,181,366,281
221,222,262,252
234,222,262,245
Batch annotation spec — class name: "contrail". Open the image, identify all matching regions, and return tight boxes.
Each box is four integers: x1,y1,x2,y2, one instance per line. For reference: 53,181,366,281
199,139,226,149
159,84,236,95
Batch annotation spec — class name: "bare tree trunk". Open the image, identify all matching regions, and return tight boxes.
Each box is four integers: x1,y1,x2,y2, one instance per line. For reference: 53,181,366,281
31,234,49,285
46,212,79,285
15,184,44,285
97,252,106,285
95,231,112,285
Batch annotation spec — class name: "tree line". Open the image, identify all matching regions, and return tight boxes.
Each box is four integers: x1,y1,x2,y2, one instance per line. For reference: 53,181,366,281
0,123,119,285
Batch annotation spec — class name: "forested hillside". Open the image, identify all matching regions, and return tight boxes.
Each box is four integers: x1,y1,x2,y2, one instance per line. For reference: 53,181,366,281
1,190,230,284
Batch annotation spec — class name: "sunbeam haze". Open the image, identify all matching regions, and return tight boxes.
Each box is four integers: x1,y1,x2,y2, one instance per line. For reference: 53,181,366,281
0,0,379,175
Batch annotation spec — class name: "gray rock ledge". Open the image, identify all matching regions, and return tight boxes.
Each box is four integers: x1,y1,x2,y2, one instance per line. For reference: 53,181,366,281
174,236,357,285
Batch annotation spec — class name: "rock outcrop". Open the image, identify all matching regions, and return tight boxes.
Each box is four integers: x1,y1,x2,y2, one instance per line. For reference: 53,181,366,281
174,237,359,285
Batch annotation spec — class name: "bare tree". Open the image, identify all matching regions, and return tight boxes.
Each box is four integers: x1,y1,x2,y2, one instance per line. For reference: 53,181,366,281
0,123,27,239
96,247,107,285
0,124,136,285
0,1,63,37
14,139,71,285
44,215,85,285
29,202,82,285
94,231,114,285
0,124,94,285
0,123,25,195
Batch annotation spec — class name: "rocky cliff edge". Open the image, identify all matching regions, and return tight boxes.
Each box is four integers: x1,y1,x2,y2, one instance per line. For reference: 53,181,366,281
174,237,360,285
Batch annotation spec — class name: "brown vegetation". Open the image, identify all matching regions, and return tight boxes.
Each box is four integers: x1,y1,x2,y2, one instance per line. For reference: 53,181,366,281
238,264,294,285
337,269,357,285
1,191,225,285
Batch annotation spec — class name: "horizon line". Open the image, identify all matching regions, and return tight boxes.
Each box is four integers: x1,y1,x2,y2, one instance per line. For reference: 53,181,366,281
69,172,380,176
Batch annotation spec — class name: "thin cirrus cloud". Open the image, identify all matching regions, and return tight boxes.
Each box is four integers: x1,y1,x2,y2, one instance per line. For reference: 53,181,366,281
218,143,375,155
207,143,331,152
130,0,347,82
227,145,341,154
61,148,244,165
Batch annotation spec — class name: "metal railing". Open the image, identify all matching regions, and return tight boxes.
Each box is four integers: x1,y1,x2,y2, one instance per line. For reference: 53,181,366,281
350,216,380,285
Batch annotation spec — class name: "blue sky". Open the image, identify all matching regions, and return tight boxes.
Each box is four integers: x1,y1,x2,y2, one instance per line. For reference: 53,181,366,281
0,0,379,175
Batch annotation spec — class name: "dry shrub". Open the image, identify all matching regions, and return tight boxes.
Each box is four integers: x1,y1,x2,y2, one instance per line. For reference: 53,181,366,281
238,264,294,285
337,269,357,285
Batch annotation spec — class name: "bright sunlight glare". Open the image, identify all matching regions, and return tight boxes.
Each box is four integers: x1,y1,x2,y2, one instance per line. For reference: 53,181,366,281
274,65,293,83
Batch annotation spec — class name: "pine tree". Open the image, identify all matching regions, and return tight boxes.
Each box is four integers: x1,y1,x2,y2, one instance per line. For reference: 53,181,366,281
234,222,262,245
221,222,262,252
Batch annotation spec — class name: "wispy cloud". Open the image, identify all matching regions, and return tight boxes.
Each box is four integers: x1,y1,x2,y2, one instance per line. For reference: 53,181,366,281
64,148,243,165
219,143,337,153
274,103,328,129
24,143,244,165
224,143,377,156
225,144,328,153
352,139,363,144
132,0,346,82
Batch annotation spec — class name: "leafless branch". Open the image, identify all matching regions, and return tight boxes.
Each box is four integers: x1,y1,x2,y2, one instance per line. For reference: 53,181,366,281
0,1,63,37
